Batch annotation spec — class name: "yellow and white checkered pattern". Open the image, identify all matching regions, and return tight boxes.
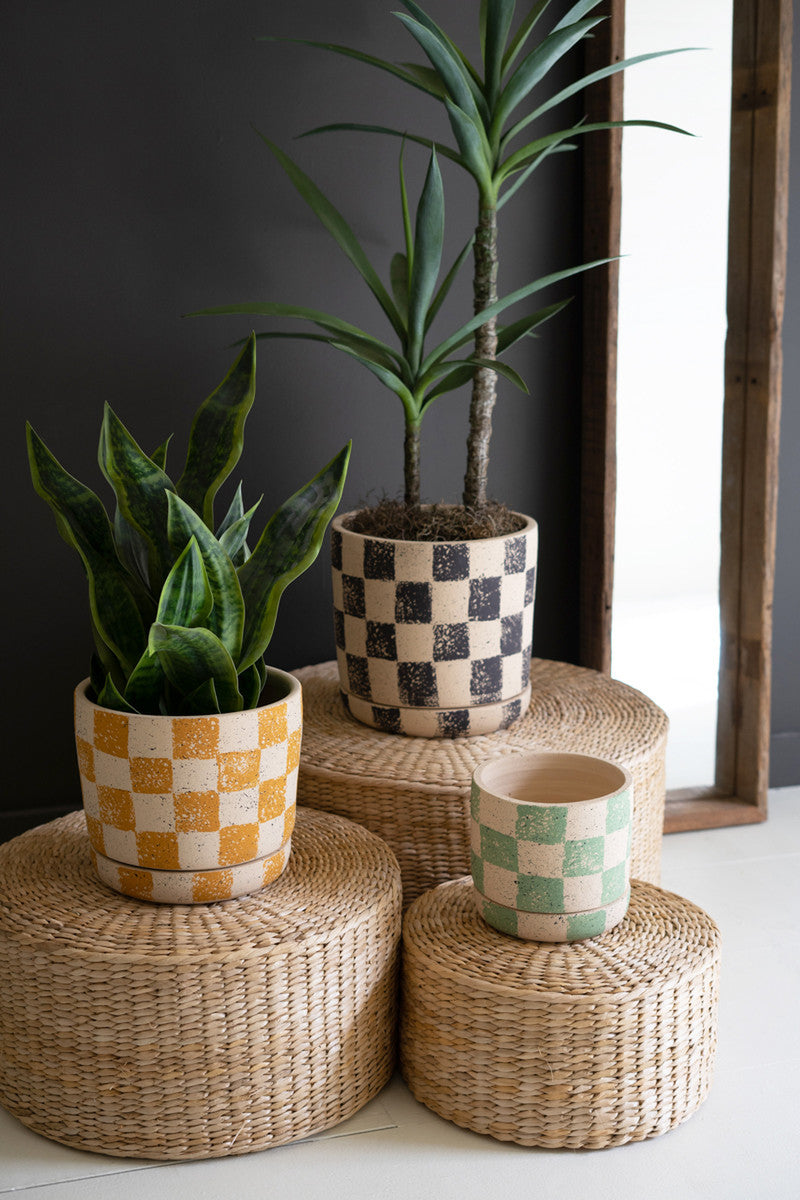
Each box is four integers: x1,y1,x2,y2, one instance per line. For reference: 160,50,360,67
74,674,302,898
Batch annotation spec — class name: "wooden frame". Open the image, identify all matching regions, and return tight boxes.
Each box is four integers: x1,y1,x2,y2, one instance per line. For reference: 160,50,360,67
580,0,792,832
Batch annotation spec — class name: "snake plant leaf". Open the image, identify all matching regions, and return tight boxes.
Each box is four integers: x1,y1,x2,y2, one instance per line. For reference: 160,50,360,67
390,253,410,326
155,536,214,630
396,13,488,128
492,17,604,140
181,677,222,716
91,614,126,694
237,662,263,710
256,136,405,341
149,435,172,473
501,0,550,72
26,423,147,674
256,37,447,99
123,647,168,714
483,0,516,105
148,623,243,713
97,672,139,714
99,404,175,592
216,481,245,539
237,442,351,671
90,652,107,699
166,492,245,661
175,334,256,530
218,499,261,564
407,151,444,371
255,656,268,693
113,507,151,589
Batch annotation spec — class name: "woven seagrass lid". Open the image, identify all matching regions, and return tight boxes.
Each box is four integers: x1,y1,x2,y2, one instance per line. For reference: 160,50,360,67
403,877,720,1000
0,808,401,961
295,659,669,786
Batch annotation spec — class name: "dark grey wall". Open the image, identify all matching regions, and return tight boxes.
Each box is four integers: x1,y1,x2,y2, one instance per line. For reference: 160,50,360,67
770,21,800,787
2,1,585,828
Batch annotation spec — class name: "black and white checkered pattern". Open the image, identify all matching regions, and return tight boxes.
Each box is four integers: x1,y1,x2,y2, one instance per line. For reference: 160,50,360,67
332,518,537,728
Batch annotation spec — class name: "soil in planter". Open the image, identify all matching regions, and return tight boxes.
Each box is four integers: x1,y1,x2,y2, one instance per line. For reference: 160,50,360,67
346,499,526,542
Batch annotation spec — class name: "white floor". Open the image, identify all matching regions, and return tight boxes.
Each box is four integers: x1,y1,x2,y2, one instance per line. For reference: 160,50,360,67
2,790,800,1200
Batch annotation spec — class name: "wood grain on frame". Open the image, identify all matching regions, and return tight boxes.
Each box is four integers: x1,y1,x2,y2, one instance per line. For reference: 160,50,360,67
584,0,791,832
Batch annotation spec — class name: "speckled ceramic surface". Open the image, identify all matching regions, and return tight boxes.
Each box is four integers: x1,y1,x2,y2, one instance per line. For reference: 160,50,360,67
471,751,633,941
73,667,302,902
473,883,631,942
331,511,538,737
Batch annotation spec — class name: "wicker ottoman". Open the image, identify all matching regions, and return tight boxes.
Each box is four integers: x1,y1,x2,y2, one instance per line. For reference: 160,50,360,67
296,660,668,906
400,877,720,1149
0,808,401,1160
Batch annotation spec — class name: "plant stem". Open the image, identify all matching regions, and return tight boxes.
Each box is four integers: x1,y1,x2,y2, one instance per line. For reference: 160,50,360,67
404,416,422,508
463,203,498,510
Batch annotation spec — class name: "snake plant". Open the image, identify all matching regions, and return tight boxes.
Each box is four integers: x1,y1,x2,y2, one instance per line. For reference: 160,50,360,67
266,0,689,507
26,335,350,715
192,141,604,507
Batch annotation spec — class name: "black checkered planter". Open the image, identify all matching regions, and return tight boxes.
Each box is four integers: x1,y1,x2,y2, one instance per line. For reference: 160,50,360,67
331,512,538,737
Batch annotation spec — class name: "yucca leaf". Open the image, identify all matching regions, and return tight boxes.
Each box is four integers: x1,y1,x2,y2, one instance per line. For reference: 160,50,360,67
150,435,172,473
219,499,261,564
398,62,449,99
190,302,404,367
426,235,475,331
418,356,528,412
483,0,517,105
423,363,474,402
298,122,462,166
253,329,407,378
123,647,167,714
501,0,550,73
504,49,697,146
166,492,245,661
493,16,603,140
175,334,256,530
99,404,175,591
390,252,410,326
444,99,494,193
421,257,612,373
237,442,351,671
407,152,444,371
399,144,414,275
552,0,605,33
27,424,148,674
148,623,243,713
329,343,418,418
420,355,528,393
396,13,488,127
257,37,447,100
97,673,139,714
181,677,222,716
401,1,485,93
256,135,405,340
497,135,576,208
238,662,263,710
499,119,691,181
155,536,214,630
496,298,571,350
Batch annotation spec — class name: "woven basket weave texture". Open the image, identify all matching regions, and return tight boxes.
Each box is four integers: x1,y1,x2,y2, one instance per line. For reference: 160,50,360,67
0,808,402,1160
401,877,720,1149
296,659,668,906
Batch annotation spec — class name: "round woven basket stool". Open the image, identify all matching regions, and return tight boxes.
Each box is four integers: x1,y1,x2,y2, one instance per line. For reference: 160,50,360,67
295,660,668,907
400,877,720,1150
0,808,401,1161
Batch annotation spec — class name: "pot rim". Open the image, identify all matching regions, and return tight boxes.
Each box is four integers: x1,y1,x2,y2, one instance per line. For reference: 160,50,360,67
473,750,632,808
75,664,301,719
333,507,537,548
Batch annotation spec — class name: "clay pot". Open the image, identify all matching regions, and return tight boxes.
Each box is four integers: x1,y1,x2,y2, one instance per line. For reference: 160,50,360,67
331,511,538,737
73,667,302,903
470,751,633,941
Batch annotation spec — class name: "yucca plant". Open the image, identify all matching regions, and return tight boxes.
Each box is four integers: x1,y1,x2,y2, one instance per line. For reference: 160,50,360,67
270,0,688,508
193,140,604,508
26,335,350,715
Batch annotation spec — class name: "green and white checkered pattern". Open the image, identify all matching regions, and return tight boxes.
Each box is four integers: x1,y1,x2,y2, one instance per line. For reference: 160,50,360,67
470,778,632,914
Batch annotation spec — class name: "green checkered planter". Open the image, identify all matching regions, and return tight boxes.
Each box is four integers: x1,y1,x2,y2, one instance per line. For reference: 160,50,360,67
471,752,633,942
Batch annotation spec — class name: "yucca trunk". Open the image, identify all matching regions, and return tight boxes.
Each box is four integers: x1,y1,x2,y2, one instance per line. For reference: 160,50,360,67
404,416,422,508
463,204,499,510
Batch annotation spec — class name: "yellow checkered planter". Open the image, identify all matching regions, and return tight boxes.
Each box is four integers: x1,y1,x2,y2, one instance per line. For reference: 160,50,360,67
471,751,633,942
74,667,302,903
